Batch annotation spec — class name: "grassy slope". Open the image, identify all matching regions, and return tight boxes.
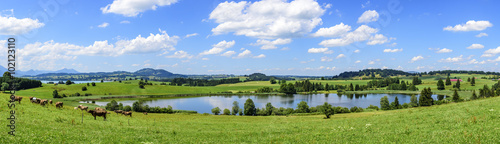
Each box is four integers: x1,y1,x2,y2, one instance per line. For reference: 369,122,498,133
14,74,498,108
1,94,499,143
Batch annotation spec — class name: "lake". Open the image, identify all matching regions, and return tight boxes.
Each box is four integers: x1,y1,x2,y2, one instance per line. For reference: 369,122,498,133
41,80,111,84
86,93,441,114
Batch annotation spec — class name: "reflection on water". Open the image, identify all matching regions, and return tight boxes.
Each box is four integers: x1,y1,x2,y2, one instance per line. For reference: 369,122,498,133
90,93,438,114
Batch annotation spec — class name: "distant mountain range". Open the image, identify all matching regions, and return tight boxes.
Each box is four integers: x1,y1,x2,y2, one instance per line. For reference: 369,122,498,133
20,68,186,81
0,66,80,76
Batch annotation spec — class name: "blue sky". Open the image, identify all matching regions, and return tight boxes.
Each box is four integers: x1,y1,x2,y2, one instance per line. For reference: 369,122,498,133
1,0,500,76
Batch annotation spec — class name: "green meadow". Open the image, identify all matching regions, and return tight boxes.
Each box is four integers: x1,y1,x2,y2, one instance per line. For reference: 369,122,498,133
1,93,499,143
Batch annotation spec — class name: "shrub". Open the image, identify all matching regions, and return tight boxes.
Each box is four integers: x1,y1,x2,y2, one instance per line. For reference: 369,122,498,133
223,109,231,115
211,107,221,115
367,105,379,111
380,96,391,110
82,86,87,91
91,82,96,86
402,103,409,109
296,101,309,113
322,102,334,118
123,105,132,111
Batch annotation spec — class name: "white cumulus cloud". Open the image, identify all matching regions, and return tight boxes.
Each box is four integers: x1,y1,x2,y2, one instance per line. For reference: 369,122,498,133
443,20,492,32
383,48,403,53
98,22,109,28
319,25,379,47
436,48,453,53
467,44,484,49
476,33,488,37
101,0,179,17
0,14,44,35
221,51,236,57
357,10,379,23
199,40,235,55
209,0,327,39
311,23,351,37
481,46,500,57
308,48,333,54
165,50,193,59
367,34,389,45
410,56,424,63
336,54,345,59
252,38,291,50
439,55,463,62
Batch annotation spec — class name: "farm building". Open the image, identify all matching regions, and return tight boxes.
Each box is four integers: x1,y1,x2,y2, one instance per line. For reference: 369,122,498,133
450,79,462,82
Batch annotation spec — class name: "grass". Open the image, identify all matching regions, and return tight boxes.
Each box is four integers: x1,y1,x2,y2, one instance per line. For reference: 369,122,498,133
1,93,499,143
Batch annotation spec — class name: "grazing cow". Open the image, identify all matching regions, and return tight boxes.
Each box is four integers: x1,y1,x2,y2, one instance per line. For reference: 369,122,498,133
55,102,63,108
74,107,77,110
29,97,33,101
95,107,105,111
122,111,132,117
31,99,37,103
14,96,23,104
143,112,148,115
87,110,107,120
49,100,53,104
77,105,88,111
40,99,48,107
36,99,41,104
114,110,123,115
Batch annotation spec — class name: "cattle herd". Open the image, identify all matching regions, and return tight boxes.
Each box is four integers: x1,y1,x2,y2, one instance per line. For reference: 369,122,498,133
13,96,135,121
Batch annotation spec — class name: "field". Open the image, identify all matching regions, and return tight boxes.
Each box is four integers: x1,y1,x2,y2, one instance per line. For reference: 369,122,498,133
1,93,499,143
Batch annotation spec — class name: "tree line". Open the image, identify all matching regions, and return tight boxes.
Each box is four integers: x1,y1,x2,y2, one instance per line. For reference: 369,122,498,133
167,78,240,86
1,72,42,91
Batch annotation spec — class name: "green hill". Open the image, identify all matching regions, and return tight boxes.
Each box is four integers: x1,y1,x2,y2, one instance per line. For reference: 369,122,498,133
1,94,499,143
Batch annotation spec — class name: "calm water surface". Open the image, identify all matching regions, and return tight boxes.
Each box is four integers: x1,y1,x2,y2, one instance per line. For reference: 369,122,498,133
87,93,440,114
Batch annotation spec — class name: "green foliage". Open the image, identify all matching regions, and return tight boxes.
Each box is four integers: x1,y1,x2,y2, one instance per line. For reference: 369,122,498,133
231,101,240,115
223,109,231,115
66,80,72,85
445,76,451,85
367,105,379,111
455,80,461,89
412,76,422,85
244,99,256,116
402,103,409,109
452,90,460,102
265,102,274,116
390,96,401,109
279,83,296,94
212,107,220,115
419,87,434,106
52,90,61,98
256,87,274,93
321,102,334,118
437,95,445,101
270,78,277,84
82,86,87,91
1,82,9,91
296,101,309,113
471,77,476,86
380,96,391,110
437,78,445,90
471,90,478,100
123,105,132,111
91,82,96,86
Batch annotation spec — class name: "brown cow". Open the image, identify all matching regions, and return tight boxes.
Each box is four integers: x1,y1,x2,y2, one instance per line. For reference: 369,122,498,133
87,110,107,120
114,110,123,115
143,112,148,115
29,97,33,101
36,99,41,104
122,111,132,117
55,102,63,108
95,107,105,111
40,99,48,107
77,105,88,111
14,96,22,104
49,100,53,104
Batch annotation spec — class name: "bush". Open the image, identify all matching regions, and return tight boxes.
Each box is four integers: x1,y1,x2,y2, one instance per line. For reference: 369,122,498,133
211,107,221,115
123,105,132,111
296,101,309,113
402,103,409,109
367,105,379,111
380,96,391,110
91,82,96,86
223,109,231,115
82,86,87,91
84,93,92,96
322,102,334,118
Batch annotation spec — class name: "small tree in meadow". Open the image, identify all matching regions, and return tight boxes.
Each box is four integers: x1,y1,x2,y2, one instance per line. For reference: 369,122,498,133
322,102,334,118
380,96,391,110
223,108,231,115
231,101,240,115
52,90,60,98
244,99,256,116
296,101,309,113
410,95,418,107
211,107,221,115
82,86,87,91
437,78,445,90
452,89,460,102
471,90,478,100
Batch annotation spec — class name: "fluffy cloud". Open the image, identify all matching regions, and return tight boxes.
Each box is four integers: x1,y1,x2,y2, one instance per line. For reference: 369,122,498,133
383,48,403,53
0,14,44,35
98,22,109,28
311,23,351,37
120,20,130,24
354,50,360,53
410,56,423,63
101,0,179,17
467,59,486,64
481,46,500,57
355,60,361,63
308,48,333,54
18,29,179,70
252,38,291,50
319,25,380,47
232,49,265,59
467,44,484,49
368,61,375,64
320,56,333,62
367,34,388,45
357,10,379,23
443,20,492,32
336,54,345,59
476,33,488,37
165,50,193,59
436,48,453,53
199,40,235,55
439,55,463,62
487,56,500,62
209,0,326,39
220,51,236,57
68,29,178,56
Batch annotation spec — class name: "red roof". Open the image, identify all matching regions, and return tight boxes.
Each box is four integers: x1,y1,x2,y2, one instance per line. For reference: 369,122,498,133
450,79,462,82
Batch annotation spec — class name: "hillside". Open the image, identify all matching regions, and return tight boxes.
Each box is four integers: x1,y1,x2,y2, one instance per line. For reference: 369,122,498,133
332,69,415,79
21,68,186,81
1,93,499,143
